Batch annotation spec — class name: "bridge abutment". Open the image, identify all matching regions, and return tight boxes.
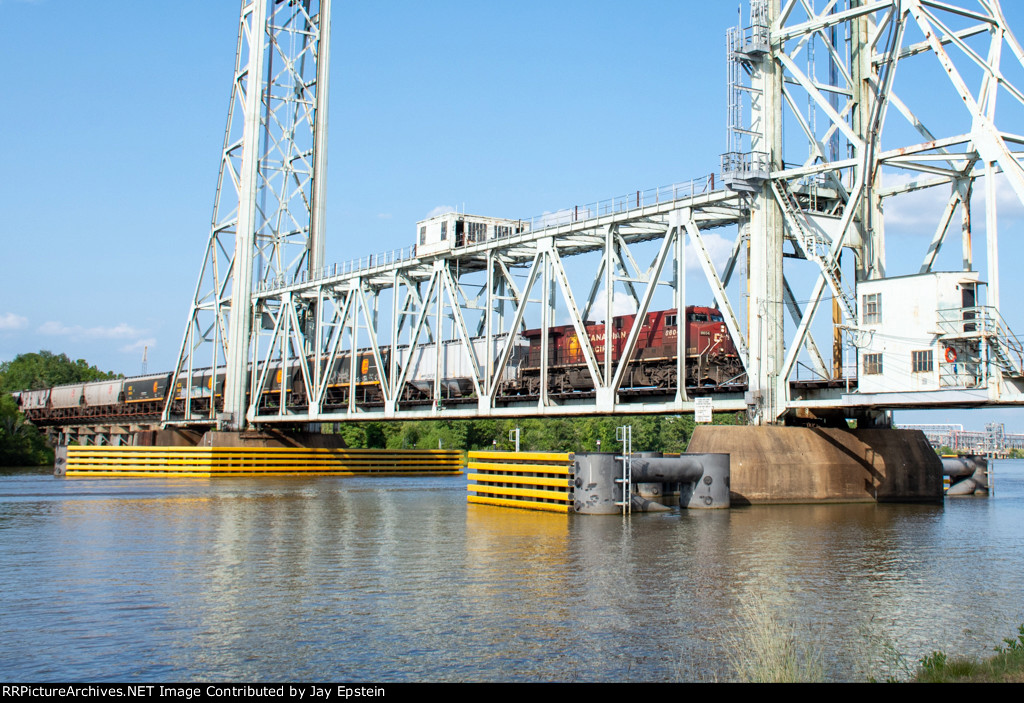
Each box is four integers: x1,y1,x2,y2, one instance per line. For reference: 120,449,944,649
686,426,942,504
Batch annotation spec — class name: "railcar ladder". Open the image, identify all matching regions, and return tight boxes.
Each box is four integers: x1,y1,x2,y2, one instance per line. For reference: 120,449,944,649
615,424,632,515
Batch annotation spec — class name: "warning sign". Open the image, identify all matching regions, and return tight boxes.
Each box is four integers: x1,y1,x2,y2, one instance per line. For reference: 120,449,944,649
695,397,713,424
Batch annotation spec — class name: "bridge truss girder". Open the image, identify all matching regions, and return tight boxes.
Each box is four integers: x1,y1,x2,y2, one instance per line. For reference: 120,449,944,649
243,189,766,423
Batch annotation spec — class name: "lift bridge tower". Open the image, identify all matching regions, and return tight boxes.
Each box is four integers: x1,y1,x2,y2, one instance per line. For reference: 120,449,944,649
165,0,330,431
721,0,1024,424
165,0,1024,435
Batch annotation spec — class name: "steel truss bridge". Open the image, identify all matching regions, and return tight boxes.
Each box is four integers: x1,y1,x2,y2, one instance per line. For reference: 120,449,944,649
163,0,1024,431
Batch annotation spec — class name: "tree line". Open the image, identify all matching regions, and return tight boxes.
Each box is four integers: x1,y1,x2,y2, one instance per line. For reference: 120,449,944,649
0,351,120,467
324,412,744,454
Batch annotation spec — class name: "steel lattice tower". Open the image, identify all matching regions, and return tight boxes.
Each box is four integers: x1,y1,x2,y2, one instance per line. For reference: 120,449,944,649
165,0,331,430
727,0,1024,423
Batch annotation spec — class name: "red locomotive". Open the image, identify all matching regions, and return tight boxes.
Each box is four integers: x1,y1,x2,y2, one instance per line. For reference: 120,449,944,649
503,306,744,395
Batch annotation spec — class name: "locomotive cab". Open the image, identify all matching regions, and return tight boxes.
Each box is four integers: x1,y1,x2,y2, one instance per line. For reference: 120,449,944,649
505,305,744,396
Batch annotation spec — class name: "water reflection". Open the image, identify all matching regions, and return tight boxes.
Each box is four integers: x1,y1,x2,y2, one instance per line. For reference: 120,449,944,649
0,465,1021,681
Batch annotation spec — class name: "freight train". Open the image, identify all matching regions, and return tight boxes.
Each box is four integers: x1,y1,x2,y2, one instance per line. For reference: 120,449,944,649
503,306,743,395
16,306,743,425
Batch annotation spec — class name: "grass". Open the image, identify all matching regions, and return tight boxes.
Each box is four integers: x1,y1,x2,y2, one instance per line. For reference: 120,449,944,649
726,611,1024,683
912,625,1024,683
727,600,824,683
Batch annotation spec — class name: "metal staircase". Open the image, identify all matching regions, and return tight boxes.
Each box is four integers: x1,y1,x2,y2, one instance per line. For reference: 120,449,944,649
986,311,1024,377
937,307,1024,379
772,180,855,322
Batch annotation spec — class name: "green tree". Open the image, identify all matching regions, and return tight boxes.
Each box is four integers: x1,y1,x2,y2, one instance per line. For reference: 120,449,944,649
659,415,695,453
0,395,52,466
326,410,751,456
0,350,120,393
0,350,121,467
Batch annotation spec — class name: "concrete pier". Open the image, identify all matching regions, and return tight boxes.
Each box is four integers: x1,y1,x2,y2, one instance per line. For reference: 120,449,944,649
685,426,942,504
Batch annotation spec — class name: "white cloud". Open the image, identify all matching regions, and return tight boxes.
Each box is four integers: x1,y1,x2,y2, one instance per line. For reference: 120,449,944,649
424,205,455,219
120,338,156,354
686,231,733,273
588,291,638,322
0,313,27,330
39,321,143,339
535,208,589,228
37,321,68,335
882,171,1024,238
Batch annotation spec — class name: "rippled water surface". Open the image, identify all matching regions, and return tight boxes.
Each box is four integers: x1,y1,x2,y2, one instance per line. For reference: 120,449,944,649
1,462,1023,682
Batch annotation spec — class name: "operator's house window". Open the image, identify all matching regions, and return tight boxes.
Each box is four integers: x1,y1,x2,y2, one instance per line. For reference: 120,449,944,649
665,314,678,327
863,353,883,375
419,226,426,245
912,350,933,373
440,221,447,240
862,293,881,324
468,221,487,241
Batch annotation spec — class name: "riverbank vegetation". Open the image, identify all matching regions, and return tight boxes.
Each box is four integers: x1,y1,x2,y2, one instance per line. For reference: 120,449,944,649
323,412,745,453
727,617,1024,683
935,444,1024,459
0,351,120,466
0,394,51,467
727,598,824,683
911,625,1024,683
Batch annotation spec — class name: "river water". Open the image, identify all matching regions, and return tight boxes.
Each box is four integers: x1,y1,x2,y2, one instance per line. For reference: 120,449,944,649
1,461,1022,682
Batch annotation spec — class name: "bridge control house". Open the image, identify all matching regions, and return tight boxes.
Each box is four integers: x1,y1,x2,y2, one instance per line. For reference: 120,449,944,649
415,212,527,257
856,271,1015,396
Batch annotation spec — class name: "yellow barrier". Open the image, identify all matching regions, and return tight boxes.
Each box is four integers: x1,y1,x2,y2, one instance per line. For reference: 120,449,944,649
466,451,575,513
65,446,463,478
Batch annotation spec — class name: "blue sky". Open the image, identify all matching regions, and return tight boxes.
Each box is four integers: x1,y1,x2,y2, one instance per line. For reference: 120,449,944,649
2,0,1023,431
